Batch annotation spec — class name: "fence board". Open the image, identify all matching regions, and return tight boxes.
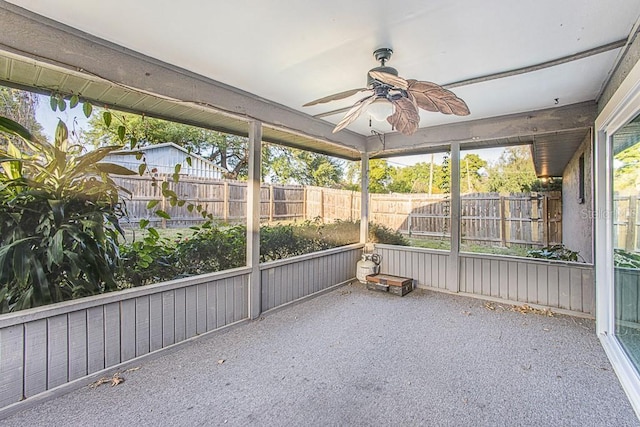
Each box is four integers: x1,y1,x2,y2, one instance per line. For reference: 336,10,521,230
116,176,560,248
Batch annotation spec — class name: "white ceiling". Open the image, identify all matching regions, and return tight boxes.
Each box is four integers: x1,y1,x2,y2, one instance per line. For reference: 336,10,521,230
5,0,640,136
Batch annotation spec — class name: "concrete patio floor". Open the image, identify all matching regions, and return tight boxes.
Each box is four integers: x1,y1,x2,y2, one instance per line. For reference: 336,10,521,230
2,283,639,426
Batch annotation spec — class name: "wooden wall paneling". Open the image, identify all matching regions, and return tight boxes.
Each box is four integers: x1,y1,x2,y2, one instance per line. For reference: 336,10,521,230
67,311,88,381
47,315,68,389
119,299,136,362
23,320,47,398
86,306,105,374
0,324,24,408
103,303,121,367
135,296,150,357
149,293,163,352
162,291,176,347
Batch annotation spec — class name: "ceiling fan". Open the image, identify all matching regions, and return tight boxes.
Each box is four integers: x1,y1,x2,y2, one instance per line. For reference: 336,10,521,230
303,48,470,136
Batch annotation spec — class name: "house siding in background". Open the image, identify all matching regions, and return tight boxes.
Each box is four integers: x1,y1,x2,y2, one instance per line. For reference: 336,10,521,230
104,142,226,179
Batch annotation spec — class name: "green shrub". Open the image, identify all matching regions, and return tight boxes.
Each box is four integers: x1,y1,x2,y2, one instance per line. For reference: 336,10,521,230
368,222,408,245
0,117,136,312
175,224,246,274
118,228,178,287
527,244,582,262
614,249,640,268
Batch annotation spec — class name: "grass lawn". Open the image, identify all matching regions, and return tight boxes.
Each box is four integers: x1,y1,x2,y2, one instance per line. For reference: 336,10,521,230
406,236,531,257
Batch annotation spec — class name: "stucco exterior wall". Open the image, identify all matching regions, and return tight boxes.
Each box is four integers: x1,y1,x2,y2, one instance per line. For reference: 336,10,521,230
562,131,593,263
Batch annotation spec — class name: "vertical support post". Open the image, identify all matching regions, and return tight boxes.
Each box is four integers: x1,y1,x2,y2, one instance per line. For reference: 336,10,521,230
223,181,229,222
319,188,325,223
448,142,461,292
360,153,369,245
247,121,262,319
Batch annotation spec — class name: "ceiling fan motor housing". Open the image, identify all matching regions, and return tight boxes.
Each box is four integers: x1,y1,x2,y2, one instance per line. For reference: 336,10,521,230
367,66,399,87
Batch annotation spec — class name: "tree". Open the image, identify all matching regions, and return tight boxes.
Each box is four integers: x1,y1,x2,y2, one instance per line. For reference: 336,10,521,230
0,87,46,150
460,153,488,193
84,111,250,179
344,159,392,193
265,145,343,187
486,146,538,193
614,143,640,195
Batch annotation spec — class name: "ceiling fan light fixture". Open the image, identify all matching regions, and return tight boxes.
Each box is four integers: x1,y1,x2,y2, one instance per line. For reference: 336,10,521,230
368,97,394,121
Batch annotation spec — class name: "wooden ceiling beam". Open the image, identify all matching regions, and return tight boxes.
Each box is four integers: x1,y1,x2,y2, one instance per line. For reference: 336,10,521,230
366,101,597,157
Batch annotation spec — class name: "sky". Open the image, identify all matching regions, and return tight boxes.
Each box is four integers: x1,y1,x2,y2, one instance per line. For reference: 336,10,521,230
35,95,90,142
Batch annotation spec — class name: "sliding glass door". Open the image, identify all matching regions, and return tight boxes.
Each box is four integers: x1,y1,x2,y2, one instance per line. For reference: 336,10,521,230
612,114,640,370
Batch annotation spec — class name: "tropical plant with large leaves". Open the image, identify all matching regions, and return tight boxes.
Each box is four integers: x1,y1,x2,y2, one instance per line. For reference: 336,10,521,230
0,115,136,313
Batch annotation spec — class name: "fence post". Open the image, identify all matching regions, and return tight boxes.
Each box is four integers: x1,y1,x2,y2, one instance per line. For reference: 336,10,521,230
269,185,274,222
349,190,353,221
223,181,229,222
531,193,540,243
542,194,549,247
161,176,167,229
302,187,307,220
500,196,506,247
626,195,638,251
320,188,325,223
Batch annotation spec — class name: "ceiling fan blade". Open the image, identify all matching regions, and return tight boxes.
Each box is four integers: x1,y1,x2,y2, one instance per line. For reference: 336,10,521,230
369,71,409,90
332,95,376,133
387,95,421,135
303,88,368,107
406,79,470,116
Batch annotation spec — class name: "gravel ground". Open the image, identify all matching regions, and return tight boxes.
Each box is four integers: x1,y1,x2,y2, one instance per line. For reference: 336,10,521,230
2,283,638,427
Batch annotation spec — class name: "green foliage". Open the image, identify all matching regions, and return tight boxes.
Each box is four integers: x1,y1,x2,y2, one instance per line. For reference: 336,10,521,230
117,228,177,287
368,222,408,245
614,249,640,269
265,145,344,187
175,224,246,274
527,244,581,262
0,88,46,149
345,159,394,193
613,142,640,195
116,220,406,287
487,146,538,193
460,153,488,193
0,114,135,312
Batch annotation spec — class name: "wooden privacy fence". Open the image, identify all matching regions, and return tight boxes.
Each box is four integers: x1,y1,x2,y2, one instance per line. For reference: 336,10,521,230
369,192,561,247
614,195,640,252
114,176,561,247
